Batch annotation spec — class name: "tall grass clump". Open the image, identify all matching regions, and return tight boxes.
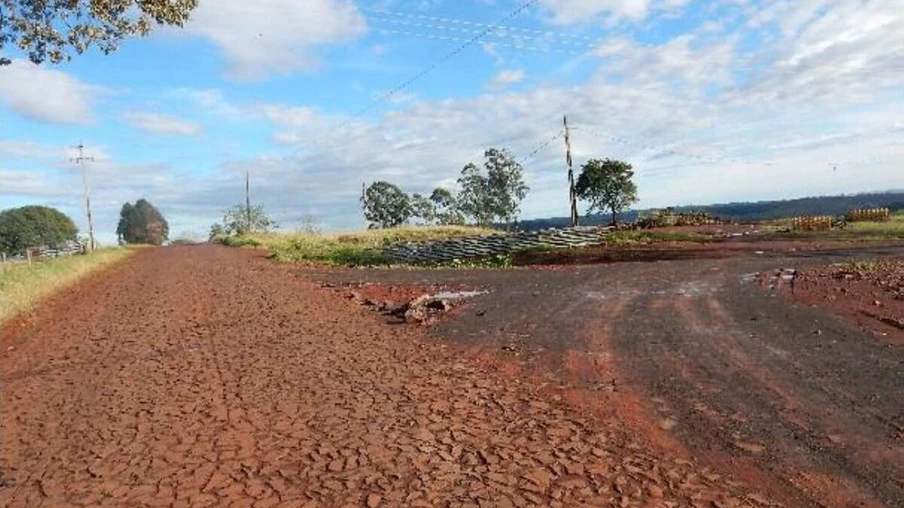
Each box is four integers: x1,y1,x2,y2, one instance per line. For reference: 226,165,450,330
1,247,136,322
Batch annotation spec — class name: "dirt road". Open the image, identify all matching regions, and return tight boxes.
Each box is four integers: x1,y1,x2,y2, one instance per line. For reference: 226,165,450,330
2,246,763,507
316,245,904,507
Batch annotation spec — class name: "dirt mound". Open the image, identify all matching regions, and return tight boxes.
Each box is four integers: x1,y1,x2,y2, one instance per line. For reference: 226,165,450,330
783,259,904,344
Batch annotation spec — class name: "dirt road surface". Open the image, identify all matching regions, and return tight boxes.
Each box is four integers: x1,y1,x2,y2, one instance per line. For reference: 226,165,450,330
2,246,763,508
315,245,904,507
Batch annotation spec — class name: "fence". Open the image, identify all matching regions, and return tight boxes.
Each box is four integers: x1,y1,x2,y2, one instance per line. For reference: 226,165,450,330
1,242,86,267
846,208,890,222
790,216,834,231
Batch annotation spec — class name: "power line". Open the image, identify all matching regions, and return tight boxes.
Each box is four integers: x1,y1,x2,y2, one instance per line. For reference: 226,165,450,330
372,27,593,57
299,0,541,152
364,8,601,45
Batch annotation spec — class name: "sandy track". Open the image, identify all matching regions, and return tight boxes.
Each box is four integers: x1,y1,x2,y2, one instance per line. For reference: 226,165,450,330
1,245,760,508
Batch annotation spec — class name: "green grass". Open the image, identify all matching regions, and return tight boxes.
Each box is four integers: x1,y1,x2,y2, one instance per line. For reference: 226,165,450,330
1,247,136,323
604,230,706,245
843,216,904,238
220,225,497,266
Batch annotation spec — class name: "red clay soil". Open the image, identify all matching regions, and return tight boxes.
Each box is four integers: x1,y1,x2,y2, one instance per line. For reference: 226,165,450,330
1,245,766,507
782,260,904,345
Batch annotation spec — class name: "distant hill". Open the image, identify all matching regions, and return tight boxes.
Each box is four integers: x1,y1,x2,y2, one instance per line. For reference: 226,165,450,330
518,191,904,231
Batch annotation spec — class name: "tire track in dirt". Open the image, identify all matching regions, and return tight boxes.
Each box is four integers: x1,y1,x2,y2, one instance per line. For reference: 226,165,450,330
3,245,765,507
609,262,903,507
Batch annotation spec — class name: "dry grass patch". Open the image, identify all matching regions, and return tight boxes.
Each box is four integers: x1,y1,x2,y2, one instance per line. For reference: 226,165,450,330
1,248,136,322
221,225,497,265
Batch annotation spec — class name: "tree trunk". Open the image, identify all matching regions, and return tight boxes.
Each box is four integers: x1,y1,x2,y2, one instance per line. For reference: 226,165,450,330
611,207,617,226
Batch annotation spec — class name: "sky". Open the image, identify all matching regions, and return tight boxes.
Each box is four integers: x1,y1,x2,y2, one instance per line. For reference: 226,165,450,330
1,0,902,244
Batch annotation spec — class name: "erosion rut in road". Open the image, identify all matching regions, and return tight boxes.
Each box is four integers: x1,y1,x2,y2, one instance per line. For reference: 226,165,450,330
2,246,763,507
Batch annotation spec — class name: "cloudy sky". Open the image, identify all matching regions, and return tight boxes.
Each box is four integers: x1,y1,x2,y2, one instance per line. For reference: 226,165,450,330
1,0,902,243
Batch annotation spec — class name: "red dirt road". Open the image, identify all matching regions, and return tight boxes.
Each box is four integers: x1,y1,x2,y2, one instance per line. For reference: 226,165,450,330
1,246,763,507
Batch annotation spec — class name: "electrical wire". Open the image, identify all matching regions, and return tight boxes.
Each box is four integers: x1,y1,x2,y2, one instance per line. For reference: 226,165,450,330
298,0,542,153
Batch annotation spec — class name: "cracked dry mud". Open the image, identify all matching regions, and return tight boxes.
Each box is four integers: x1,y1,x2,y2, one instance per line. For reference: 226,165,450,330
1,246,765,507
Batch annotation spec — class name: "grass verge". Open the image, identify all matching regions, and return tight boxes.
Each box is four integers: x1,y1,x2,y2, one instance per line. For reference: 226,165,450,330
220,226,497,266
1,247,136,323
842,216,904,238
605,230,707,245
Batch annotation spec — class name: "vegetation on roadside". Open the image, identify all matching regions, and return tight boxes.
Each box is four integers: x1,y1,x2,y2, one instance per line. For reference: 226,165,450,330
843,215,904,238
605,230,706,244
0,206,79,255
210,203,278,239
0,248,135,322
218,226,496,266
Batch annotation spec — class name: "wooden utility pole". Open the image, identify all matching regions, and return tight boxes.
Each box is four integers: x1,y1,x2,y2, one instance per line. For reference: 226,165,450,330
564,115,578,226
71,143,96,251
245,170,252,232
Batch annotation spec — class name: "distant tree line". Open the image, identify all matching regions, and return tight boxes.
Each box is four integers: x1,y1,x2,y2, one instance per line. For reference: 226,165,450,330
362,148,530,229
361,150,643,230
0,197,173,255
517,191,904,231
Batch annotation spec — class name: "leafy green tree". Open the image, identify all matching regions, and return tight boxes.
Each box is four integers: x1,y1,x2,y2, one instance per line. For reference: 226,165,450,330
456,163,493,227
117,199,169,245
574,158,638,225
430,187,464,225
361,181,412,228
457,148,528,227
0,205,78,254
216,204,277,236
0,0,198,65
410,193,436,225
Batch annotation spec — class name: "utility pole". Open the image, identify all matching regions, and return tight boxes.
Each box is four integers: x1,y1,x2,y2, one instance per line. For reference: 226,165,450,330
245,170,252,232
71,143,96,251
564,115,578,226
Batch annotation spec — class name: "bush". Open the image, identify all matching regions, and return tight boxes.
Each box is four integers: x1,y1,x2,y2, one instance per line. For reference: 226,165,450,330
0,206,78,255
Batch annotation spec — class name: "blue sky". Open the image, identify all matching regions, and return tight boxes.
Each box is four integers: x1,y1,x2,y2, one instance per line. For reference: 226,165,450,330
1,0,902,243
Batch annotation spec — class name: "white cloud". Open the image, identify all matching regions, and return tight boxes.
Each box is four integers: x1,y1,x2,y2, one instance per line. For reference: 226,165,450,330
539,0,653,24
186,0,367,79
0,140,62,160
123,112,203,136
0,60,102,124
485,69,526,91
4,0,903,236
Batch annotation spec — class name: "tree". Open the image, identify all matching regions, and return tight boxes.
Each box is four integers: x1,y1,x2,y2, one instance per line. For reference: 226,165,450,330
361,181,412,228
209,223,226,241
215,204,276,236
410,193,436,225
430,187,464,225
0,0,198,65
574,158,638,225
0,205,78,254
117,199,169,245
457,148,529,227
